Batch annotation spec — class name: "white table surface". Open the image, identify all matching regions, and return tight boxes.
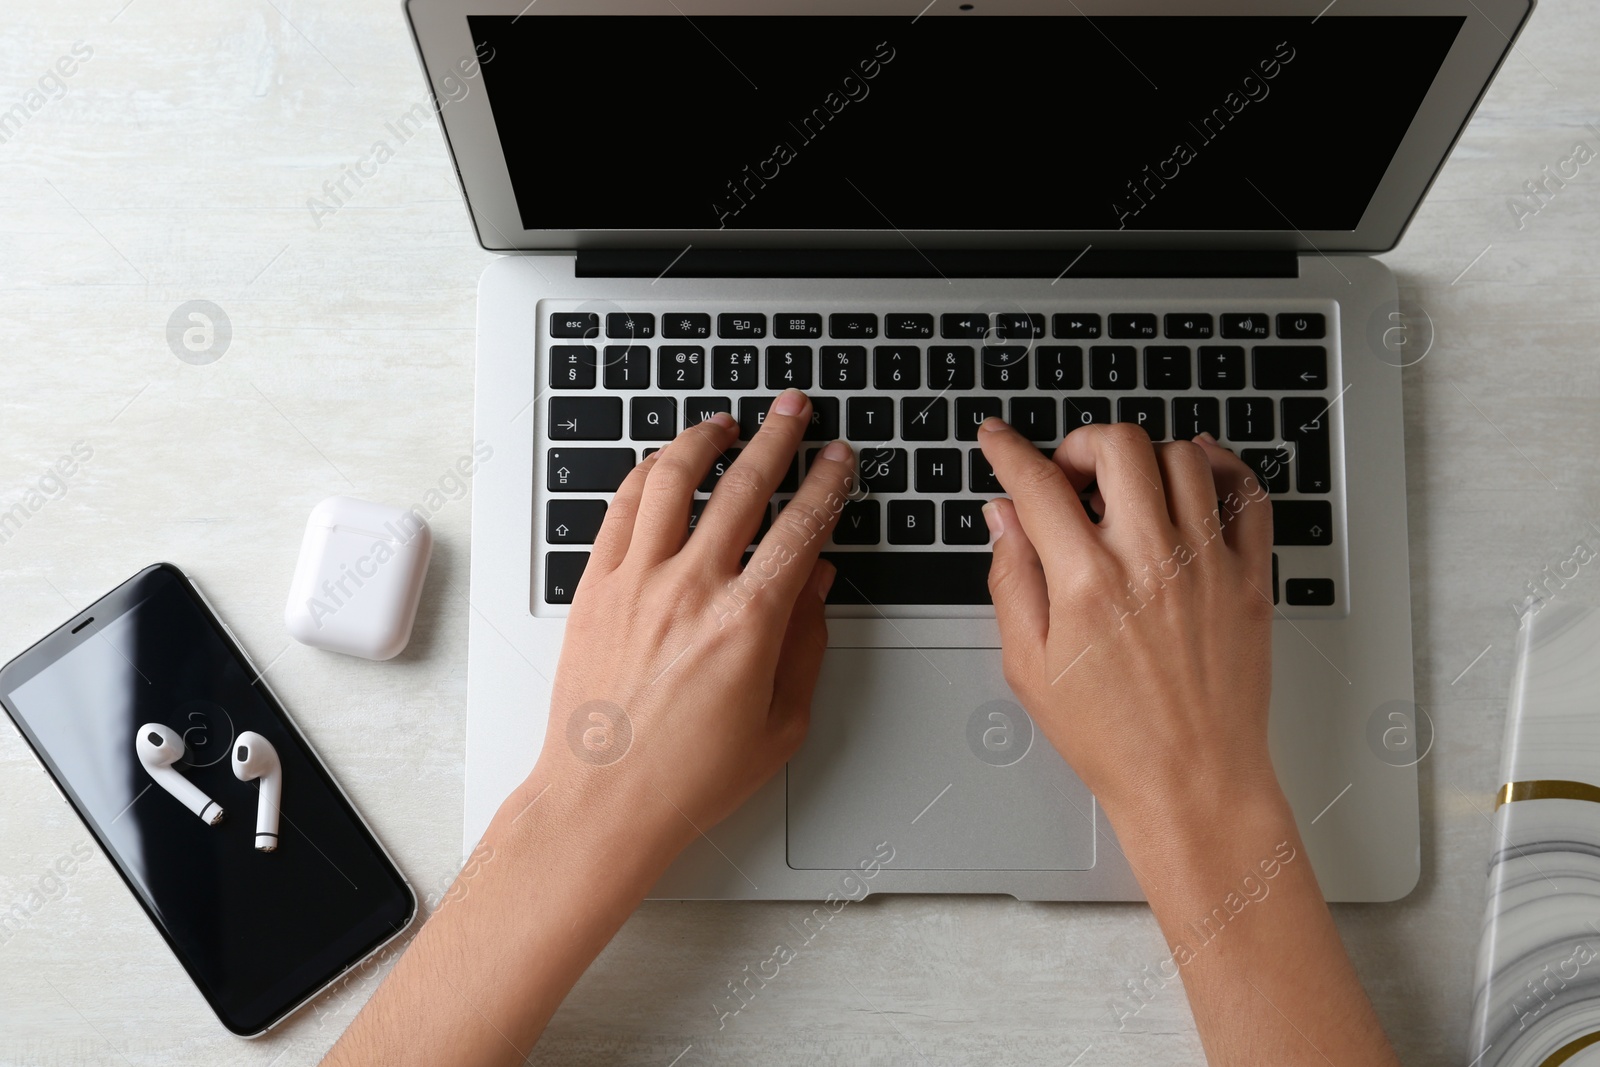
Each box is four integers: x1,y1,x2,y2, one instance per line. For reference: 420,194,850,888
2,3,1598,1064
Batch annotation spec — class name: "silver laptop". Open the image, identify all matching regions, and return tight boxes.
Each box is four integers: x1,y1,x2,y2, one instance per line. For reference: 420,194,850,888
405,0,1531,901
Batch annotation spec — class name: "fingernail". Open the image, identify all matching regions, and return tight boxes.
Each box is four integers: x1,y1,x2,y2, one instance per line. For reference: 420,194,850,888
820,439,851,462
817,561,836,601
982,501,1006,542
708,411,736,429
980,417,1008,433
1194,431,1217,445
771,389,806,417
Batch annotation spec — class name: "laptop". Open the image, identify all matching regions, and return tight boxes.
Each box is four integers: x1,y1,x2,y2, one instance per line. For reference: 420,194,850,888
404,0,1532,901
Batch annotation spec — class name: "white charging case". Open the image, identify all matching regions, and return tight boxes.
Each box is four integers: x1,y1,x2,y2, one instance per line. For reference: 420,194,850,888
284,496,433,660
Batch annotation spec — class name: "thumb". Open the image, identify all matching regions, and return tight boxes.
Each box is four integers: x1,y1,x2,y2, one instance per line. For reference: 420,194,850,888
768,558,834,754
985,498,1050,658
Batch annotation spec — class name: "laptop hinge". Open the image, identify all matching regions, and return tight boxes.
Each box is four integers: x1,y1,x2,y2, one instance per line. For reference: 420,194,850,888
576,248,1298,280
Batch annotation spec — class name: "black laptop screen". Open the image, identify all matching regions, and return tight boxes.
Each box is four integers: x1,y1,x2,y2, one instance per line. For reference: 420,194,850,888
467,15,1463,233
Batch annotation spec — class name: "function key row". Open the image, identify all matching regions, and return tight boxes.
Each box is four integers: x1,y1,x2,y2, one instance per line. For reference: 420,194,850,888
550,344,1327,393
550,311,1326,342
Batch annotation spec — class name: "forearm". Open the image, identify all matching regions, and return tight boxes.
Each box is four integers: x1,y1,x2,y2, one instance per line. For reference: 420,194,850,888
323,768,683,1067
1109,785,1399,1067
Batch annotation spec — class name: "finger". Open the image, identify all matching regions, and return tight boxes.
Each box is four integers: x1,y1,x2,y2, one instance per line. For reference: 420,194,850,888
587,451,659,573
1195,433,1274,567
978,418,1098,563
741,439,855,613
767,559,834,754
1152,440,1221,539
983,498,1050,656
1054,423,1172,543
694,389,810,565
627,412,739,566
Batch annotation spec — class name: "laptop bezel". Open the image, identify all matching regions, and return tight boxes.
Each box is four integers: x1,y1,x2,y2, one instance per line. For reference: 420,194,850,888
404,0,1533,256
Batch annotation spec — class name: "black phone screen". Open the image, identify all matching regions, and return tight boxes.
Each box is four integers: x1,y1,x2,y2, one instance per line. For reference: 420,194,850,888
0,563,415,1035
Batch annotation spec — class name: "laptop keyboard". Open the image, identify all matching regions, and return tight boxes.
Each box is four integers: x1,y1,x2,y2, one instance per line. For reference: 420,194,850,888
535,305,1343,617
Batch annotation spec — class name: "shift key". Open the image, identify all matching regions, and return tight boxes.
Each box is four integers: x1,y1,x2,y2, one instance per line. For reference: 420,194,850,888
547,447,635,492
1272,500,1333,546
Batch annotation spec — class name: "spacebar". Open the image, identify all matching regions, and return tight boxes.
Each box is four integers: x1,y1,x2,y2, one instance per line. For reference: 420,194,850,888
820,552,993,605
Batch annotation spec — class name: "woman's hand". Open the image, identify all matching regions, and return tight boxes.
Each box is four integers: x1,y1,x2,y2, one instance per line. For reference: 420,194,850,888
537,390,854,851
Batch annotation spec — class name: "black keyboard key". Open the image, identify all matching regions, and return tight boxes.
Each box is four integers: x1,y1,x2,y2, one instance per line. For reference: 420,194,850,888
778,458,799,493
969,449,1001,493
821,346,868,389
885,313,934,339
683,396,731,424
719,313,766,339
1090,346,1137,390
1171,397,1221,440
830,313,878,339
549,396,622,440
544,551,589,604
1144,346,1191,389
1009,397,1057,442
774,313,822,339
738,397,778,440
658,346,705,389
858,447,908,494
846,397,894,440
942,500,990,545
1277,313,1326,340
834,500,881,545
888,500,936,545
1226,397,1275,441
1253,347,1328,390
1198,346,1246,390
550,346,597,390
1053,313,1102,339
602,345,650,389
805,396,840,441
821,551,993,605
874,346,921,390
1220,313,1270,340
941,313,990,339
1118,397,1166,440
1272,500,1333,546
765,346,814,389
549,312,598,338
1108,313,1157,339
928,347,976,389
547,500,607,545
902,397,949,441
548,447,635,492
605,312,655,339
1164,314,1214,339
663,312,711,339
994,313,1045,340
982,347,1029,390
955,397,1002,440
1036,346,1083,390
698,448,742,493
711,346,760,389
1285,578,1335,606
1282,398,1333,494
630,397,677,440
917,448,962,493
1242,446,1292,494
1063,396,1112,428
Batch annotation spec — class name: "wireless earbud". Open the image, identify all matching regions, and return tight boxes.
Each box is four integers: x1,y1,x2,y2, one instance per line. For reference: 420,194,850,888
136,723,224,826
231,732,281,852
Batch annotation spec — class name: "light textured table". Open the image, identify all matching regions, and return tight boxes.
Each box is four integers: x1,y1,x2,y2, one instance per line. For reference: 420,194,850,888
2,3,1598,1064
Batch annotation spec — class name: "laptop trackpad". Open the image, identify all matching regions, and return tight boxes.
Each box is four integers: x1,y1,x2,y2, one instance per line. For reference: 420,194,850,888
786,648,1097,871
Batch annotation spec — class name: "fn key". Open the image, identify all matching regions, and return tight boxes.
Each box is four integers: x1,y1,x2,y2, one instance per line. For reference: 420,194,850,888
544,552,589,604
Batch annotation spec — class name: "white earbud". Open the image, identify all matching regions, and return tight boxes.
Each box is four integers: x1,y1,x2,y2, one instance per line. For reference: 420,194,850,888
136,723,224,826
231,732,281,852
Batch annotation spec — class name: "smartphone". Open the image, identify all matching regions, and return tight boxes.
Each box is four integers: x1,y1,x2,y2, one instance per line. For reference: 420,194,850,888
0,562,416,1036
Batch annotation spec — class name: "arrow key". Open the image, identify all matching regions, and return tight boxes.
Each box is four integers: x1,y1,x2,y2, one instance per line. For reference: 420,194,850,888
546,500,608,544
548,397,623,440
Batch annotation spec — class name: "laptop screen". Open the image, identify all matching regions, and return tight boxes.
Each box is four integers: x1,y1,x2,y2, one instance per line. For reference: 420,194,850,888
467,15,1463,235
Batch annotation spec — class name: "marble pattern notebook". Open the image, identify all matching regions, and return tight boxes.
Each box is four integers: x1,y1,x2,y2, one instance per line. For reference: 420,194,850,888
1470,601,1600,1067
